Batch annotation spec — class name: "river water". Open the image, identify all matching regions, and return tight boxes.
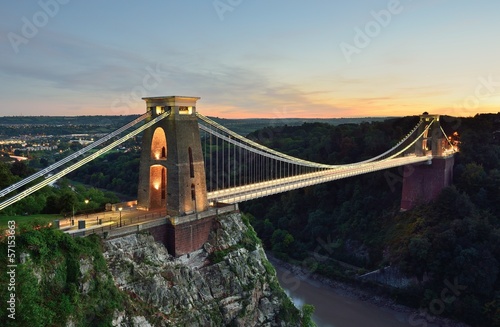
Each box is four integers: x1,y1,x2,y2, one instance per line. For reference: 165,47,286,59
274,265,432,327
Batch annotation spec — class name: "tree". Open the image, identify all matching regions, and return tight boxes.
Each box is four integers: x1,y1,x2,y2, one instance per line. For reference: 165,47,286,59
407,236,431,281
10,160,32,178
18,195,46,215
457,163,487,194
57,191,78,215
0,162,16,189
301,304,316,327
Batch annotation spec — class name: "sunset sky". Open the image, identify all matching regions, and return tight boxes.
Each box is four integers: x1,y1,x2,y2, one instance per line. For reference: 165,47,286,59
1,0,499,119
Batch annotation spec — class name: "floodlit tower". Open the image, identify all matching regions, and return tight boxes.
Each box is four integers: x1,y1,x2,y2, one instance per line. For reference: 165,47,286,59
137,96,208,216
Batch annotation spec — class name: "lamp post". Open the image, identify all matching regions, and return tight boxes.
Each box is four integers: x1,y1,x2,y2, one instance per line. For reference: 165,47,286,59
119,207,123,227
85,199,89,218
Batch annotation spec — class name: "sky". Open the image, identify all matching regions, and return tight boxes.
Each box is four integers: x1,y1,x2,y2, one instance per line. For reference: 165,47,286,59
1,0,499,119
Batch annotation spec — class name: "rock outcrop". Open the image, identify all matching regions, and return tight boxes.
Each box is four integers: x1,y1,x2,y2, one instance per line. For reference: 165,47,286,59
103,212,304,326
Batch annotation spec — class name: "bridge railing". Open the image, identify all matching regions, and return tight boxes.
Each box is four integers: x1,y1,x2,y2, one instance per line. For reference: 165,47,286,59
66,209,168,237
67,204,239,238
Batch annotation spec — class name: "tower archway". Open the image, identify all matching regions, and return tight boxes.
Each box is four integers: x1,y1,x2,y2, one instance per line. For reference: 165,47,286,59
149,165,167,209
151,127,167,160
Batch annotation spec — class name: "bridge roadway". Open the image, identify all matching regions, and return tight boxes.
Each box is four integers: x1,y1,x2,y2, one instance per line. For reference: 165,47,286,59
207,155,433,204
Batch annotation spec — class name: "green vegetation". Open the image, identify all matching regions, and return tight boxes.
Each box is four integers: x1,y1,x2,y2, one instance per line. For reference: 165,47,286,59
0,160,119,217
301,304,316,327
0,222,126,326
209,116,392,136
240,113,500,326
3,113,497,325
0,214,61,229
208,246,237,264
67,150,141,197
209,213,262,263
240,213,262,252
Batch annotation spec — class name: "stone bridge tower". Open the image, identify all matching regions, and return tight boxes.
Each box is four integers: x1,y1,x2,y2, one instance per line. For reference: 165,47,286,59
401,113,454,210
414,113,445,157
137,96,208,216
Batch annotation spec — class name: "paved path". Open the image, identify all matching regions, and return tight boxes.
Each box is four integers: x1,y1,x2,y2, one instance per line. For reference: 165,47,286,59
59,207,167,232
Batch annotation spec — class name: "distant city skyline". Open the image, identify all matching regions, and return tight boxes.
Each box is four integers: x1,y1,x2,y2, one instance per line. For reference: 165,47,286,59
1,1,499,119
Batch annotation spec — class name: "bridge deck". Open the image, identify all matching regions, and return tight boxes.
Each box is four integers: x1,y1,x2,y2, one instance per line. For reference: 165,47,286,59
208,155,432,203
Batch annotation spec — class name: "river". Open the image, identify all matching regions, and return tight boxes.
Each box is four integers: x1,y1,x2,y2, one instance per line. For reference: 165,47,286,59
273,264,448,327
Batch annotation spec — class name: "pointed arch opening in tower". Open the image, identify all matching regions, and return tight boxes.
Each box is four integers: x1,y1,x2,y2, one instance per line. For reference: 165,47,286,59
151,127,167,160
191,183,197,212
149,164,167,210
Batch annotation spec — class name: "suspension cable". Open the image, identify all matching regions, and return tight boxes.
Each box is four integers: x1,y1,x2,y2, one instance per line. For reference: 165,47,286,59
0,112,151,199
198,114,425,169
440,126,456,150
0,110,171,211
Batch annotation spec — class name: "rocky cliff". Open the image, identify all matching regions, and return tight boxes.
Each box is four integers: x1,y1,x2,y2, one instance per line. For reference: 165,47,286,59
0,212,311,327
103,211,307,326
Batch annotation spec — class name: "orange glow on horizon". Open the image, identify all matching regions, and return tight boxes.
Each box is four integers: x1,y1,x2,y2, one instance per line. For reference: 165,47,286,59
9,97,498,120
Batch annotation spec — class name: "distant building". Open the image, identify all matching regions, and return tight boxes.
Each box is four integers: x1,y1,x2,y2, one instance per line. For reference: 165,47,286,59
9,155,28,161
69,138,94,146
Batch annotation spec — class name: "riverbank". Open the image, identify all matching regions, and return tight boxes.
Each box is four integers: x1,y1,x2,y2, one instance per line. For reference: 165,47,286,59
268,254,471,327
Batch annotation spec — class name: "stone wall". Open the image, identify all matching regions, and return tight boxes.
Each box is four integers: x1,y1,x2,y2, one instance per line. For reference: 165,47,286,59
401,155,455,210
164,215,215,257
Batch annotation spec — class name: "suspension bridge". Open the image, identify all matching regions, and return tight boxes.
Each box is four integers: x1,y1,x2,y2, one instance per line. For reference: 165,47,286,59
198,113,454,205
0,96,455,213
0,96,456,255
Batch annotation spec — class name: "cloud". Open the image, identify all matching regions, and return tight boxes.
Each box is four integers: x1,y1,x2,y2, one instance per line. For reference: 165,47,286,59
0,28,173,95
0,27,376,118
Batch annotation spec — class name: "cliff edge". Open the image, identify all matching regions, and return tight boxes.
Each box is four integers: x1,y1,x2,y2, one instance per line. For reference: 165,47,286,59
103,211,307,326
0,212,311,327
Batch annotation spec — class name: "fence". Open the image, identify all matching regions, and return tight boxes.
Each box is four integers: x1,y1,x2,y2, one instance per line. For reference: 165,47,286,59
66,203,239,238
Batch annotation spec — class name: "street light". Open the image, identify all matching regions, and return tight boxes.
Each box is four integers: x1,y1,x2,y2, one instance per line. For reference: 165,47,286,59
85,199,89,218
119,207,123,227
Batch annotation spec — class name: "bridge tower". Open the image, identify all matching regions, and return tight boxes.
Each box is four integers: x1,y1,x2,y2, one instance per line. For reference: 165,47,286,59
414,113,445,157
401,113,454,210
137,96,208,216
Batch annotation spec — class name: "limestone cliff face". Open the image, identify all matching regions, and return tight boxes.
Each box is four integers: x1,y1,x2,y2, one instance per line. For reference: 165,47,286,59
103,212,303,326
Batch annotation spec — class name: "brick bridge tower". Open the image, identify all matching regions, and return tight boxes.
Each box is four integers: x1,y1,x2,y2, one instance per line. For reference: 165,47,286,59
137,96,208,216
400,113,454,210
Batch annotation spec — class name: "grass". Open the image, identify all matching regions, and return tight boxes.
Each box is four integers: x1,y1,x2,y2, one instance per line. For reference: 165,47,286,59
0,227,127,326
0,214,63,229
